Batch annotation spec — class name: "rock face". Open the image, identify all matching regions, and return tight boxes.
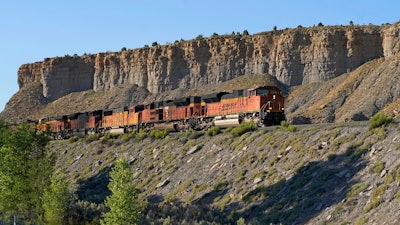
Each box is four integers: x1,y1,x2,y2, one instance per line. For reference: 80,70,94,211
18,55,95,100
15,23,400,101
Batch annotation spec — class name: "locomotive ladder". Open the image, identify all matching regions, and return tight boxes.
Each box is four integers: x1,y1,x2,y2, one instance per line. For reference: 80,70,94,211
259,101,271,125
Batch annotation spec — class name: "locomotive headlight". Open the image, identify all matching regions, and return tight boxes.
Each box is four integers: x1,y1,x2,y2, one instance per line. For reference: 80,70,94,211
273,95,276,100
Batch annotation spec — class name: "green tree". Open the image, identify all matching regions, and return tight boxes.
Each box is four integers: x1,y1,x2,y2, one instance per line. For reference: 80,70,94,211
243,29,249,35
101,158,142,225
43,172,70,225
196,34,203,40
0,122,53,223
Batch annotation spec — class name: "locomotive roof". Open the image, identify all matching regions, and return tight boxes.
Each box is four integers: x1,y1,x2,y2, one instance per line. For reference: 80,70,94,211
201,92,230,103
248,85,279,91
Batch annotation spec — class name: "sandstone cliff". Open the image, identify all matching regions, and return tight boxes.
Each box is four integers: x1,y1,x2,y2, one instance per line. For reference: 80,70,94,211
16,24,400,101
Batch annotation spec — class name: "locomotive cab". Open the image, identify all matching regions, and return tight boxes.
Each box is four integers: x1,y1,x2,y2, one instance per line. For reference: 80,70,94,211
253,86,285,125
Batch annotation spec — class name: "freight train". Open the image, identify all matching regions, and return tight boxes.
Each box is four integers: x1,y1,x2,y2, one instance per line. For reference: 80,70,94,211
38,86,285,139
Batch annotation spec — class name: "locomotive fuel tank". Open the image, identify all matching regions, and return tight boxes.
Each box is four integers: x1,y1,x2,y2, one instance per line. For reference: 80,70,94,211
213,114,240,128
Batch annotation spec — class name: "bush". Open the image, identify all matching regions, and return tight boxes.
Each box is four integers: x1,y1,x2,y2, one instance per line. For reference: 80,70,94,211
69,135,80,143
229,121,257,137
121,131,136,141
369,112,393,130
85,133,100,143
280,121,297,132
137,128,147,140
206,127,221,136
280,120,289,127
370,161,385,174
287,125,297,132
103,133,117,140
185,129,204,139
150,129,169,139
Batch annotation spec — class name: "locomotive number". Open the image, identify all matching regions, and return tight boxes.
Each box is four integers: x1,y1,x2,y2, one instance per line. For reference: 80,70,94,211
221,102,237,111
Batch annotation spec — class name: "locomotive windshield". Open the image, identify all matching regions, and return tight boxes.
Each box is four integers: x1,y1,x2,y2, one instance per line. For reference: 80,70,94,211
269,89,280,95
256,89,268,96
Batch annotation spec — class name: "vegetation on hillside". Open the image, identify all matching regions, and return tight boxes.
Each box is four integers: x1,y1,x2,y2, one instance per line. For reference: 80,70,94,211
37,120,399,224
369,112,393,130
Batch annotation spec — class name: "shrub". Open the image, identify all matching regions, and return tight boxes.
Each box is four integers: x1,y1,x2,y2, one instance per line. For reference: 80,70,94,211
236,218,246,225
287,125,297,132
121,131,136,140
85,133,100,143
346,183,368,198
69,135,80,143
229,121,257,137
102,133,117,140
224,127,233,134
206,127,221,136
280,121,297,132
370,161,385,174
213,180,228,192
235,169,248,182
150,129,169,139
137,128,147,140
355,217,368,225
186,129,204,139
369,112,393,130
280,120,289,128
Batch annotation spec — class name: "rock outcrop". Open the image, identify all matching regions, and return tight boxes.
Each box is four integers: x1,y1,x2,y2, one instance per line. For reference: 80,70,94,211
16,24,400,101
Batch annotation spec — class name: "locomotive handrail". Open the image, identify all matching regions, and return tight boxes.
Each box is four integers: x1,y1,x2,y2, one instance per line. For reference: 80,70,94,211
260,101,271,122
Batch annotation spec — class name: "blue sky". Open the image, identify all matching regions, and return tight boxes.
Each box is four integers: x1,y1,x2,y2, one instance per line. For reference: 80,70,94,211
1,0,399,111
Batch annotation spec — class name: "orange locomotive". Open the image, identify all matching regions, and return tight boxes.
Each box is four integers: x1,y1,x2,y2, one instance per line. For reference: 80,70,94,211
39,86,285,139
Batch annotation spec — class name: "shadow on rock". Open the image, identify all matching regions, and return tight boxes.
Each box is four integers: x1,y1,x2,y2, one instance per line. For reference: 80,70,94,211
236,146,368,224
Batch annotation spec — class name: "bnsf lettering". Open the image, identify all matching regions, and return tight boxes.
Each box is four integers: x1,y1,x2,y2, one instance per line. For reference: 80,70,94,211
222,102,237,111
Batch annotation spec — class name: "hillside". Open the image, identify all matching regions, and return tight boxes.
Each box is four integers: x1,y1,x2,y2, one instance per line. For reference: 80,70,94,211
50,121,400,224
286,53,400,123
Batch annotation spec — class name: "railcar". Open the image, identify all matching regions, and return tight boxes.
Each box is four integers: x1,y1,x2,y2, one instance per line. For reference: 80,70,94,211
38,85,285,139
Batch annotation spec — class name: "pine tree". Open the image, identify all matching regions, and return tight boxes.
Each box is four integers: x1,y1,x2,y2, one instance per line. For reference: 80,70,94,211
101,158,142,225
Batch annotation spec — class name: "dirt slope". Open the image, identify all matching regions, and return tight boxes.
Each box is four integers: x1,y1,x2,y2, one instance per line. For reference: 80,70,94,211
286,53,400,123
